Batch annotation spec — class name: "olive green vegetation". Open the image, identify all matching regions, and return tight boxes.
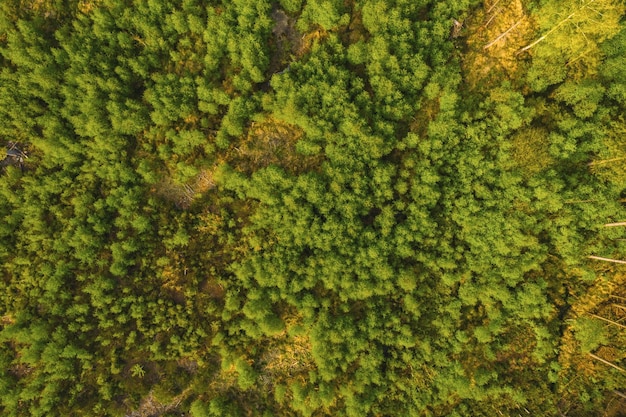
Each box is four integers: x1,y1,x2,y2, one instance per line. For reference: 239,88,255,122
1,0,625,416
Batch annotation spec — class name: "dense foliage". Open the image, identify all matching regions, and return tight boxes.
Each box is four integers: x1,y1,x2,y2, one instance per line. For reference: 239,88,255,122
1,0,626,416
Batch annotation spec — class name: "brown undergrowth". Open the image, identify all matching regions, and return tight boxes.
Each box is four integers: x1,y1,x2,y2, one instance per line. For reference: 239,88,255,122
557,271,626,416
462,0,534,88
228,117,323,176
152,167,218,209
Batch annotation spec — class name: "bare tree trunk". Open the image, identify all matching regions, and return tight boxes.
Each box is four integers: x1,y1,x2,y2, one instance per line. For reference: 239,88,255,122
612,390,626,400
589,157,626,166
519,0,599,53
484,20,522,49
486,0,503,14
565,199,598,204
482,9,501,28
588,256,626,265
588,353,626,373
604,222,626,227
589,313,626,330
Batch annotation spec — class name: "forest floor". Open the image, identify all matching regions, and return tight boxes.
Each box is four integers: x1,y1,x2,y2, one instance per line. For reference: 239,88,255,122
463,0,533,88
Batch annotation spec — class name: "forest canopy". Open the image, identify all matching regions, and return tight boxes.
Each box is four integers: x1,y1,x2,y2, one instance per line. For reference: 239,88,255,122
1,0,626,416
